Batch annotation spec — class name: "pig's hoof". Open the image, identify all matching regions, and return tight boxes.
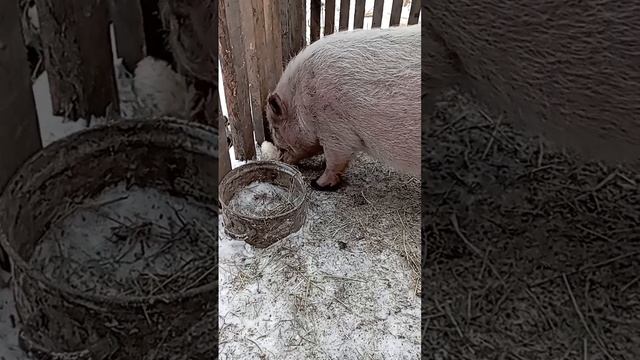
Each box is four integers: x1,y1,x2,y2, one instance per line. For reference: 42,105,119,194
311,178,341,191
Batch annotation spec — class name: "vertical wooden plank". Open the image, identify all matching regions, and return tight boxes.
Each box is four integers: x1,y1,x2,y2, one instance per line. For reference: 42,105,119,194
218,99,231,182
338,0,350,31
389,0,403,27
219,0,256,160
353,0,365,29
110,0,145,73
0,0,43,270
310,0,321,42
140,0,174,64
263,0,283,82
372,0,384,28
35,0,119,121
324,0,336,36
251,0,272,143
239,0,265,144
288,0,306,57
278,0,291,66
407,0,421,25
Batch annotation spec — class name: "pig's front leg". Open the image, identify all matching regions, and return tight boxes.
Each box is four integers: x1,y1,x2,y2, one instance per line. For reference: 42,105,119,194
311,149,353,191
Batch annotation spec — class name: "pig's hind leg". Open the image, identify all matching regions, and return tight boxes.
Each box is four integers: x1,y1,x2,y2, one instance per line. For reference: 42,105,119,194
311,148,353,191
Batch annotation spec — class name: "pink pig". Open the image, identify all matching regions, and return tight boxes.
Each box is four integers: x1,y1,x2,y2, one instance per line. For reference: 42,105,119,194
265,24,421,191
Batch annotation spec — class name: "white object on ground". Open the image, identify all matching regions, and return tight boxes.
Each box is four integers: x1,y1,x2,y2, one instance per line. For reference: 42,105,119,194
259,141,281,161
133,56,189,119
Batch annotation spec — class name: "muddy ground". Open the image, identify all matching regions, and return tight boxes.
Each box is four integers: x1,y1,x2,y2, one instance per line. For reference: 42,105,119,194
424,90,640,359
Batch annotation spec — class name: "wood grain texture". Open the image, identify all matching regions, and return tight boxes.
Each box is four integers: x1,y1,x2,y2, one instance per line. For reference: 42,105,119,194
220,0,256,160
408,0,421,25
372,0,384,28
339,0,350,31
35,0,119,120
324,0,336,35
354,0,365,29
263,0,283,79
390,0,403,27
310,0,321,42
239,0,266,143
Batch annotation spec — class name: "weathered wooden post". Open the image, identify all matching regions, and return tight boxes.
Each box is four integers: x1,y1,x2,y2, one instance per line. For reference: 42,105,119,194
0,0,43,270
408,0,421,25
390,0,403,26
35,0,119,120
239,0,267,144
325,0,336,35
263,0,283,81
339,0,350,31
288,0,306,57
310,0,322,42
354,0,366,29
220,0,256,160
372,0,384,28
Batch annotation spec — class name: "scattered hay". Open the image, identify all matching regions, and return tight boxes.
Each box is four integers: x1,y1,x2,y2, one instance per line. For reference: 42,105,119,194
219,154,421,359
424,90,640,359
30,184,216,298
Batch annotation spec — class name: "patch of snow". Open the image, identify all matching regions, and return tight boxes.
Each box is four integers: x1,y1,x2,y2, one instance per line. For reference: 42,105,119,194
259,141,280,161
33,72,91,147
31,184,215,297
228,181,298,217
228,146,248,170
219,154,421,359
219,218,420,360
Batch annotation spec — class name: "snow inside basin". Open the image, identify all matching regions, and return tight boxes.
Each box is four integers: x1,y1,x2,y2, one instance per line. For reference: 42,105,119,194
219,161,308,248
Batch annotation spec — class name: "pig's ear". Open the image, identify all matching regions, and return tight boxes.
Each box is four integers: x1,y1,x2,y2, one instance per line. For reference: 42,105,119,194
267,93,286,121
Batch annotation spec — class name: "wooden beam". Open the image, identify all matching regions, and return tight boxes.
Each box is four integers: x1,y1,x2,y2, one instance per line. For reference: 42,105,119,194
220,0,256,160
390,0,403,27
353,0,365,29
288,0,306,57
263,0,283,81
408,0,421,25
252,0,272,143
310,0,321,42
239,0,266,144
0,0,43,270
110,0,145,73
324,0,336,36
35,0,119,121
278,0,291,66
372,0,384,28
339,0,350,31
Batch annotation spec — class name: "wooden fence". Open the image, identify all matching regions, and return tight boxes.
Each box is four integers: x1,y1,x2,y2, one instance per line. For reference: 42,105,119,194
218,0,421,181
0,0,217,270
0,0,218,187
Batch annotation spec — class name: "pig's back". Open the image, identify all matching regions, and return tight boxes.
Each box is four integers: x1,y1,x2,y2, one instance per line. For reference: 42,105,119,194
289,25,421,176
